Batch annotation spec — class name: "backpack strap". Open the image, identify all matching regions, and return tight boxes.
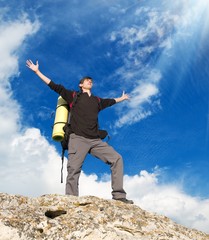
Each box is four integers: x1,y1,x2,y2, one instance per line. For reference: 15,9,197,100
69,91,79,109
61,148,65,183
96,96,102,111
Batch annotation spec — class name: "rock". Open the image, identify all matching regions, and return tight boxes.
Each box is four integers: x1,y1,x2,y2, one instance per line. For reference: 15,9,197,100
0,193,208,240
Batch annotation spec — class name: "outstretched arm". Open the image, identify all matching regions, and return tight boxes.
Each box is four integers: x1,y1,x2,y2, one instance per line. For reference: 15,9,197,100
26,59,51,85
114,91,129,103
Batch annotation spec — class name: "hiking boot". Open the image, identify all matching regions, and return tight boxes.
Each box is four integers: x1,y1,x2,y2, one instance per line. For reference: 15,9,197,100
113,198,134,204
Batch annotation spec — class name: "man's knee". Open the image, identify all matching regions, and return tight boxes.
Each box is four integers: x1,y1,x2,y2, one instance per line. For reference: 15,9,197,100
107,152,123,166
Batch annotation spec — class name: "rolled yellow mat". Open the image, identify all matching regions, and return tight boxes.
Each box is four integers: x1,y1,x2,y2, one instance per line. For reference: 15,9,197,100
52,96,69,141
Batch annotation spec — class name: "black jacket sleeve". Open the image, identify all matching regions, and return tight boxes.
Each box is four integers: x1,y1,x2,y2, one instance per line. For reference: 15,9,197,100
99,98,116,110
48,80,74,104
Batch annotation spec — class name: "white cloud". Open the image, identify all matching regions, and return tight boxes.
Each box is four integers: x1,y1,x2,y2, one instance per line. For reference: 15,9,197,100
130,82,159,107
114,109,152,129
0,16,40,145
114,69,161,128
79,172,111,199
0,16,39,82
1,128,64,196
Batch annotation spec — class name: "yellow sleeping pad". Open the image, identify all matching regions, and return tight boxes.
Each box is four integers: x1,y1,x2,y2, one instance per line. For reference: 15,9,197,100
52,96,69,141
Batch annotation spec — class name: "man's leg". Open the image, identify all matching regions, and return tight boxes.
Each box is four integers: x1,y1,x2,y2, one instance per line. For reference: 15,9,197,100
65,134,90,196
90,139,126,199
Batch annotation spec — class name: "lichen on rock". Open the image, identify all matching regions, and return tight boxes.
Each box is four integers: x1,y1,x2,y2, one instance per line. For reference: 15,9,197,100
0,193,209,240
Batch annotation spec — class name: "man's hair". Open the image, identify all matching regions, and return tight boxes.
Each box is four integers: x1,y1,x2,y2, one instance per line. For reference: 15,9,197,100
79,76,93,91
79,76,93,84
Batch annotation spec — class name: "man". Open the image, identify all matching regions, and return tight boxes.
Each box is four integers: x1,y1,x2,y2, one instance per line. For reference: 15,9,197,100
26,59,133,204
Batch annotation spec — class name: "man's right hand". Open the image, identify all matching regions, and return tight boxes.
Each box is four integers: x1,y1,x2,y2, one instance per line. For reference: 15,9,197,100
26,59,39,73
26,59,51,85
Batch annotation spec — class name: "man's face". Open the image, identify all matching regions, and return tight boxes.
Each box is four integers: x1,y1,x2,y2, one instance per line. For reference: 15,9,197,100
80,78,93,90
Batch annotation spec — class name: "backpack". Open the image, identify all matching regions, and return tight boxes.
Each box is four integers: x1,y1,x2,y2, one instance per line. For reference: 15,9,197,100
60,91,108,183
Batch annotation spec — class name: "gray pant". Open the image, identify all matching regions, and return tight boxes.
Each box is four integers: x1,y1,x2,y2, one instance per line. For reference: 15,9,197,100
65,133,126,199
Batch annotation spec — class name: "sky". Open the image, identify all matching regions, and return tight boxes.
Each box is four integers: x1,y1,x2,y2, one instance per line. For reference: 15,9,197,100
0,0,209,234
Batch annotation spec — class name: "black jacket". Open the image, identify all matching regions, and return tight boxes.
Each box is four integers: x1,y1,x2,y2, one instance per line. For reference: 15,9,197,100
48,81,116,139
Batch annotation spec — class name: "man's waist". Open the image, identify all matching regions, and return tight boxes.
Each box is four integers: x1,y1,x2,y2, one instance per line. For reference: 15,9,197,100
71,127,100,139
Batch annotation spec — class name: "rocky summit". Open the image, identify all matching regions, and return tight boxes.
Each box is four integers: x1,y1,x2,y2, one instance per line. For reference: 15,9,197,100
0,193,209,240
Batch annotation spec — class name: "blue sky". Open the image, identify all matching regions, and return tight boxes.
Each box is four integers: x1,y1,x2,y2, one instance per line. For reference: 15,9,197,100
0,0,209,233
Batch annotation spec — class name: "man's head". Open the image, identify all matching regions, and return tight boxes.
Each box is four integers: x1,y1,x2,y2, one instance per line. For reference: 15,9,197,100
79,76,93,91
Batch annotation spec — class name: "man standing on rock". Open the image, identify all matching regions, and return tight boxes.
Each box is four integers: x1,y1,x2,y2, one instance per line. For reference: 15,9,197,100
26,59,133,204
